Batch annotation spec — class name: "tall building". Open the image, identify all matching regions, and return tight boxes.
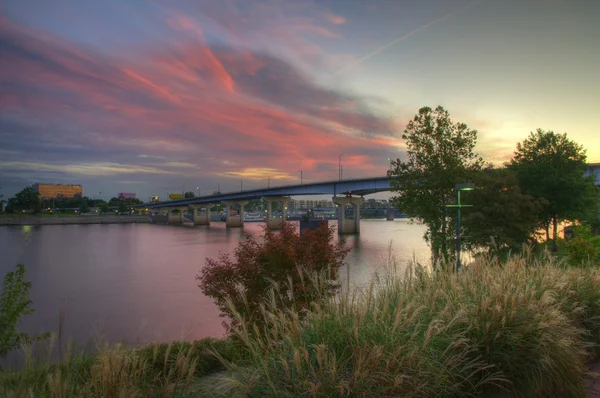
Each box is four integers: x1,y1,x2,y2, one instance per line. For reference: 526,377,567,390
34,183,82,199
585,163,600,187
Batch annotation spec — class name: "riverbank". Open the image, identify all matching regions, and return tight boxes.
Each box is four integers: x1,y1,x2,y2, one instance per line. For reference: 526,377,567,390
4,252,600,397
0,215,152,225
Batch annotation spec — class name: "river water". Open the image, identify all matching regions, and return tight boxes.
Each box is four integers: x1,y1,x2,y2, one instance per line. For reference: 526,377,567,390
0,220,428,347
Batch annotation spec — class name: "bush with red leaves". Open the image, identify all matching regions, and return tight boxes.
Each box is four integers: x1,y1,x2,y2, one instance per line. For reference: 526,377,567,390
197,222,349,332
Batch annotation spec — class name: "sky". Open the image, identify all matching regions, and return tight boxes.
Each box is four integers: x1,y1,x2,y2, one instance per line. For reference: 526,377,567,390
1,0,599,200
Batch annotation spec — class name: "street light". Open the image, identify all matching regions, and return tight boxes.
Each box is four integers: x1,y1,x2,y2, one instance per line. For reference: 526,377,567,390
339,154,343,181
298,170,303,184
196,186,200,197
446,183,475,272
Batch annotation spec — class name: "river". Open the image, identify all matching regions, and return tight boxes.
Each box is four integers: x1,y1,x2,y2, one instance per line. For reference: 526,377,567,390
0,220,429,347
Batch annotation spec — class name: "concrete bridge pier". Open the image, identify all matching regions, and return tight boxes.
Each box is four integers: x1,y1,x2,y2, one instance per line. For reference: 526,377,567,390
262,196,290,229
192,204,213,226
168,207,185,224
333,196,364,234
223,200,248,228
386,208,395,221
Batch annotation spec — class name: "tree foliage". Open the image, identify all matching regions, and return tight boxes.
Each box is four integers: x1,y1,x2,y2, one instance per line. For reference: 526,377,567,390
6,186,39,212
461,167,545,254
508,129,598,250
0,264,48,359
197,223,349,332
184,191,195,198
118,200,127,214
565,224,600,266
389,106,484,264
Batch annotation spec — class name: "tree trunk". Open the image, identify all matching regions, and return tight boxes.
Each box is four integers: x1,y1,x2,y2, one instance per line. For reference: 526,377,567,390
441,217,448,264
552,216,558,252
545,224,550,241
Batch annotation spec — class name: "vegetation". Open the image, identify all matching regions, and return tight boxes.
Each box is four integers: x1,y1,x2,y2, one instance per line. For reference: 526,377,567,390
0,338,247,397
0,264,49,360
198,223,349,332
389,105,484,265
461,167,545,255
508,129,599,251
6,187,40,213
565,223,600,266
213,251,600,397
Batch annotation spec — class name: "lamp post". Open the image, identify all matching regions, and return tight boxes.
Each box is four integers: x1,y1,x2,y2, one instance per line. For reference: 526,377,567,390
446,183,475,272
196,186,200,197
339,154,343,181
299,170,303,184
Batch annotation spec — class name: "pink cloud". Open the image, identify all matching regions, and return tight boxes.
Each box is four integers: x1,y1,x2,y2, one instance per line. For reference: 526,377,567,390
0,14,400,182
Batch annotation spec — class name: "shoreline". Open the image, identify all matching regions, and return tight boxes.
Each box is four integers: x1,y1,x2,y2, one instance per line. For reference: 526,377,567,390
0,215,152,226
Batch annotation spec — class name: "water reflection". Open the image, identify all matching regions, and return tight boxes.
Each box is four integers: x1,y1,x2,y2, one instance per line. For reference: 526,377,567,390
0,220,429,346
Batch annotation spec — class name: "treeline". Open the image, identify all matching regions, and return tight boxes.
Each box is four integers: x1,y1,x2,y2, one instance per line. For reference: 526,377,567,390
2,186,143,214
390,106,599,264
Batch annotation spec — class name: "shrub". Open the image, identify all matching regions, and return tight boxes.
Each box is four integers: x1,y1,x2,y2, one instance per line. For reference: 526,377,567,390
566,224,600,266
197,222,349,332
0,264,49,359
214,251,600,397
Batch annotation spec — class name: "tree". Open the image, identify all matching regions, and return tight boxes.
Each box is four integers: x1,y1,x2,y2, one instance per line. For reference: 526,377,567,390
99,202,110,213
461,167,545,255
118,200,127,214
389,106,484,265
198,223,349,332
508,129,599,251
79,200,89,214
8,186,39,212
0,264,49,359
184,191,195,198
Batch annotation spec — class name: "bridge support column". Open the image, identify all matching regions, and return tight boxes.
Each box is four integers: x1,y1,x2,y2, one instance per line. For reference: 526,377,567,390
386,208,395,221
332,196,364,234
262,196,290,229
192,204,212,226
168,208,185,224
223,201,248,228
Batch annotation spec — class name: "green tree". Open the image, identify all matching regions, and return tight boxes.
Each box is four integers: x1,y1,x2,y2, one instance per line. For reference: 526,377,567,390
79,200,89,213
118,200,127,214
508,129,599,251
389,106,484,265
461,167,545,255
184,191,195,198
8,186,39,212
0,264,49,359
99,202,110,213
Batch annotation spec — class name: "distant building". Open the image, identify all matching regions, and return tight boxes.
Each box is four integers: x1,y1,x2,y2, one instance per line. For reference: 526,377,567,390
585,163,600,187
35,183,82,199
118,193,136,200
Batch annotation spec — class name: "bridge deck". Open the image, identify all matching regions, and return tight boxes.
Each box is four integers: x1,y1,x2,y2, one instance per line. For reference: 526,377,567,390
141,176,392,208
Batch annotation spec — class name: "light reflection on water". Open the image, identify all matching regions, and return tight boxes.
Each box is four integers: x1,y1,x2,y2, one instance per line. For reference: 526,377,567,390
0,220,429,346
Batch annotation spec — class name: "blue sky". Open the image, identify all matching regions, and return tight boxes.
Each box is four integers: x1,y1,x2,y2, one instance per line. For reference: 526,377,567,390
1,0,599,200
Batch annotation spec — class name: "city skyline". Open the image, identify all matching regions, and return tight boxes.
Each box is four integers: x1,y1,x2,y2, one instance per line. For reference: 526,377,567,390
1,0,599,199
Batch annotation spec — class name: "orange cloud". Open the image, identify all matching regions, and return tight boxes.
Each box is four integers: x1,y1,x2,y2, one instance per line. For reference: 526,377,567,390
329,15,347,25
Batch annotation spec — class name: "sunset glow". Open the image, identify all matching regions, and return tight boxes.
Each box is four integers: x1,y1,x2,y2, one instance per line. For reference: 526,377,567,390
1,0,598,199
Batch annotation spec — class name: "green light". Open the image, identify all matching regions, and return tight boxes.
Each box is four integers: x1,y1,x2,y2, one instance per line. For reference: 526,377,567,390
456,183,475,191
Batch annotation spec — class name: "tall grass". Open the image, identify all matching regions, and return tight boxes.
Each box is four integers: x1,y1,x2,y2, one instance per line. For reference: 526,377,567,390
0,337,247,397
215,248,600,397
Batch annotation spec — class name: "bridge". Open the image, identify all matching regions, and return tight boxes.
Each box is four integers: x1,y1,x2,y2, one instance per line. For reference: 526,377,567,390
139,176,393,234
